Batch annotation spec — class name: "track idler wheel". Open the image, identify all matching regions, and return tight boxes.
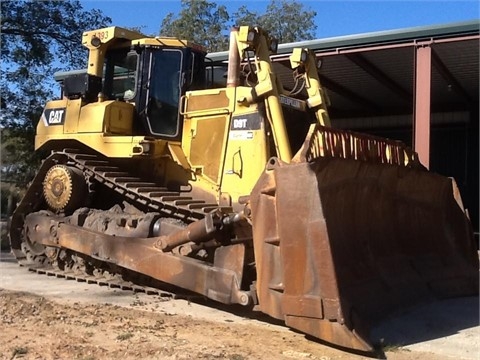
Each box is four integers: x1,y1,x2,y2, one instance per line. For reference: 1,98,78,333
43,165,87,213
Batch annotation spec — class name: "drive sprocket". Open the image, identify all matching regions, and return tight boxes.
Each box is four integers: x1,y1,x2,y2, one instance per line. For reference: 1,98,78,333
43,164,87,212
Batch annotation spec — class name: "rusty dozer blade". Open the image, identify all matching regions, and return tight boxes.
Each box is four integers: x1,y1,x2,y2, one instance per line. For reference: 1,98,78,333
249,125,479,352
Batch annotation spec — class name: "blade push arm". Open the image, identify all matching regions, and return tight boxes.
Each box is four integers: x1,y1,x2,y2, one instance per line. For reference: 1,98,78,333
290,48,332,127
235,26,293,163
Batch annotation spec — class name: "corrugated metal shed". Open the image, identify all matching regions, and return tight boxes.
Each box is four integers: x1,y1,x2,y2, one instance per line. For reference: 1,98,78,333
208,20,479,237
207,20,479,123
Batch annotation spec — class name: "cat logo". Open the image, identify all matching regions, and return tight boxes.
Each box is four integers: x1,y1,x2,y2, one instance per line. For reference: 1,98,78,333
41,107,66,126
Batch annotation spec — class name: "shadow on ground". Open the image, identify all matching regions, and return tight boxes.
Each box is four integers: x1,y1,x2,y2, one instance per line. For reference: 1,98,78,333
370,296,479,347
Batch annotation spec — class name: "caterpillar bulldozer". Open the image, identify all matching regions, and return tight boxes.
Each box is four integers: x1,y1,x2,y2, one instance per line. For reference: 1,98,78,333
9,25,478,352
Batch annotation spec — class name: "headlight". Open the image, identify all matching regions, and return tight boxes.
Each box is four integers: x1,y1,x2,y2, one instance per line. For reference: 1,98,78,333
270,38,278,53
141,142,151,154
247,30,257,43
90,36,101,48
301,49,308,63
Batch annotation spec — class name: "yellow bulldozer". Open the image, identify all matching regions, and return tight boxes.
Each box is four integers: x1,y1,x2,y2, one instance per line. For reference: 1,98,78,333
9,25,478,352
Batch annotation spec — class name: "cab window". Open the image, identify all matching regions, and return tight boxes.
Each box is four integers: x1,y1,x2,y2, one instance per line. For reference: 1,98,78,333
104,49,138,101
146,49,183,137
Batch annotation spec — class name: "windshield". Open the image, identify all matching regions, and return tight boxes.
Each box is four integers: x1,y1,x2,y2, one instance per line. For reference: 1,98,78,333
103,49,138,101
146,49,183,137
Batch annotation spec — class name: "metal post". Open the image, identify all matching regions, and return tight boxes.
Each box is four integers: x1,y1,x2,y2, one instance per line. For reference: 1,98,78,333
414,44,432,169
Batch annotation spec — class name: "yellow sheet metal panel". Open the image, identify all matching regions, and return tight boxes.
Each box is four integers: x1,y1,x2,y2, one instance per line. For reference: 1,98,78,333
36,133,152,158
189,116,229,183
221,110,269,207
182,88,235,164
63,99,82,134
76,101,134,135
77,134,147,157
185,89,230,113
82,26,144,50
104,101,134,135
77,102,107,133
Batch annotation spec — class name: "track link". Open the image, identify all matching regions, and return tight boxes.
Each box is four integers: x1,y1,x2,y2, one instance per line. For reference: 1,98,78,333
27,265,174,297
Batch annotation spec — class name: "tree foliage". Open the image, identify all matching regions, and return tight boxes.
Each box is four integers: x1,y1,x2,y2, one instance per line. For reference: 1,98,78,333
0,0,317,186
159,0,317,51
233,0,317,44
160,0,230,52
1,0,111,186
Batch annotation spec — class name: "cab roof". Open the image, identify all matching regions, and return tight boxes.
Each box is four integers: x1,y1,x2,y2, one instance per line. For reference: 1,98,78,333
82,26,207,53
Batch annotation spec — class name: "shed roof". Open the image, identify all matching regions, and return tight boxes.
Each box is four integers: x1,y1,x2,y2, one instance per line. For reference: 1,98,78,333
207,20,479,124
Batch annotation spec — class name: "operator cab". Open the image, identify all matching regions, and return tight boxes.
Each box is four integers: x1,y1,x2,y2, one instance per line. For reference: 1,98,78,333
57,27,207,141
103,45,206,140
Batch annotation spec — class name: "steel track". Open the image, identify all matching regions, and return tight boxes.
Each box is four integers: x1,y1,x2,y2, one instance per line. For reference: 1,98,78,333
10,148,224,297
27,264,176,297
62,148,224,220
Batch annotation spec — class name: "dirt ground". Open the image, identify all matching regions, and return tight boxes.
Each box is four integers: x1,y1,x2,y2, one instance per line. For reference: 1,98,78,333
0,289,335,360
0,288,468,360
1,248,478,360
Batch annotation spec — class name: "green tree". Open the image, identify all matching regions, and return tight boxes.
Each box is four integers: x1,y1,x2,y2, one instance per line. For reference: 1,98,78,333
160,0,230,52
159,0,317,52
0,0,111,186
233,0,317,43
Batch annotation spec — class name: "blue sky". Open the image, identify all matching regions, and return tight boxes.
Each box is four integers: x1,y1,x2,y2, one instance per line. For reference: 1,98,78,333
81,0,479,40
